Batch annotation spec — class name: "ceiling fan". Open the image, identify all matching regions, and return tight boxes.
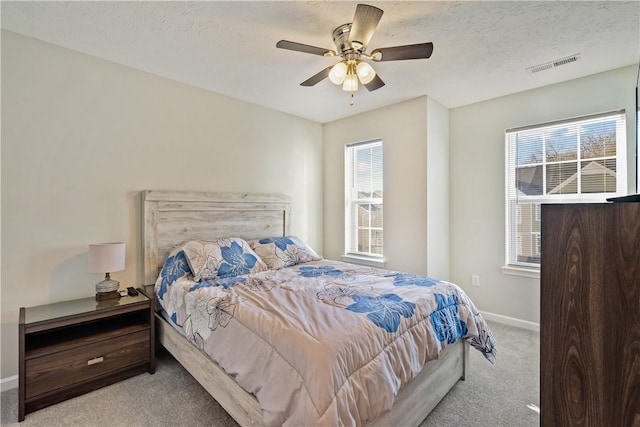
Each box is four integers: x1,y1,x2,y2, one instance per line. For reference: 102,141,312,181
276,3,434,104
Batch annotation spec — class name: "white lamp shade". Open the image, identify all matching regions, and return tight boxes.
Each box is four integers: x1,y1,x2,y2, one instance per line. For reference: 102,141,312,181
329,62,348,84
89,242,125,273
342,73,359,91
356,61,376,84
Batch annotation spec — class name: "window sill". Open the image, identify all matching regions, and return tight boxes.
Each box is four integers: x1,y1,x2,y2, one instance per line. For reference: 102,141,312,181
501,265,540,279
341,254,386,268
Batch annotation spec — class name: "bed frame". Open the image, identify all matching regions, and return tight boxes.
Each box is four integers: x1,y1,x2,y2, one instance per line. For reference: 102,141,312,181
142,190,468,426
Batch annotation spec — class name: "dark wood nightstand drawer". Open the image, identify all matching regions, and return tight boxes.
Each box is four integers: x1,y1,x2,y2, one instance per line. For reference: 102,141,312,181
25,330,149,400
19,294,155,421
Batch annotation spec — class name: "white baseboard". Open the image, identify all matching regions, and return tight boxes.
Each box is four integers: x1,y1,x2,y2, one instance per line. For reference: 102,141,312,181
1,375,18,392
480,310,540,332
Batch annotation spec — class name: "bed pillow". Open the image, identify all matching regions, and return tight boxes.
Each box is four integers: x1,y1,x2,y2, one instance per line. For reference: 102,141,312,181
182,238,268,281
155,247,193,301
248,235,322,270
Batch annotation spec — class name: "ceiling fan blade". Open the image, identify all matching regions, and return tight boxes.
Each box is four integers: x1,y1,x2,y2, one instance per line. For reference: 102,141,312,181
364,74,385,91
276,40,332,56
348,4,384,50
371,42,434,61
300,66,333,86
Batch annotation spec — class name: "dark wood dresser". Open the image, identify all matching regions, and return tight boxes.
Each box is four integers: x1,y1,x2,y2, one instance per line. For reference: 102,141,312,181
540,202,640,426
18,292,155,421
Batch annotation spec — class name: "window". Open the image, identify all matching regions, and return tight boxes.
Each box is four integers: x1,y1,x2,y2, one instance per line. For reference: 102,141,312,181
345,139,383,259
505,111,627,269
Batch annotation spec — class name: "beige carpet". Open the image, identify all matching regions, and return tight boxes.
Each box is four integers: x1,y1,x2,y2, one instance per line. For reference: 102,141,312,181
1,321,539,426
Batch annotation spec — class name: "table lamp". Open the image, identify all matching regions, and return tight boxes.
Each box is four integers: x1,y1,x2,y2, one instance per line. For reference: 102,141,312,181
89,242,125,301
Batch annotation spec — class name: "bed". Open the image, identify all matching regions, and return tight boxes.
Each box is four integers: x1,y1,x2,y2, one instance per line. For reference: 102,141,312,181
142,190,496,426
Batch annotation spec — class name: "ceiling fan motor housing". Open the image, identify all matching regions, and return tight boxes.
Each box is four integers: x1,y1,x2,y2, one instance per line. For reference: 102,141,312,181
333,23,362,57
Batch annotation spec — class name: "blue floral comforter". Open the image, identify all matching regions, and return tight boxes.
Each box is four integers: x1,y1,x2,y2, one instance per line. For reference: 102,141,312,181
156,257,496,426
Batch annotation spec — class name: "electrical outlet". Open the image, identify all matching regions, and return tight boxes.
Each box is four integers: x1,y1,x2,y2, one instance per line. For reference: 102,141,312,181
472,275,480,287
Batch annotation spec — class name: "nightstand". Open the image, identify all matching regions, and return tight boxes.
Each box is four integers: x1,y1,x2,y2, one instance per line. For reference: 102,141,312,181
18,291,155,421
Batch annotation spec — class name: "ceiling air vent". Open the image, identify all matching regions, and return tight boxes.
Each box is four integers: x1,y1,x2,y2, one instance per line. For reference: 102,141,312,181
526,54,580,74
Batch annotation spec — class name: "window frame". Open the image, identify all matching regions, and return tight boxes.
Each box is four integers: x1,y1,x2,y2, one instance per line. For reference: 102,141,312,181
504,110,627,272
344,139,384,261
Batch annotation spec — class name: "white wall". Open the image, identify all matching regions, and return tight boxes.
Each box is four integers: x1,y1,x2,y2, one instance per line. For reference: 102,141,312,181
323,96,450,279
449,65,638,325
0,30,323,380
426,98,450,280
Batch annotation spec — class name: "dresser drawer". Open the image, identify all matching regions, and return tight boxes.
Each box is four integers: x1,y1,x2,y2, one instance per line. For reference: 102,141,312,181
25,330,149,399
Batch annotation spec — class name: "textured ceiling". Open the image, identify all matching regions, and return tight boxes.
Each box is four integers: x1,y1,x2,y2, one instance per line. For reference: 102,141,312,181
2,1,639,123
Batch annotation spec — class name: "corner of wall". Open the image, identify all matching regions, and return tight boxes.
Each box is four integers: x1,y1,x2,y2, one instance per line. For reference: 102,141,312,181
426,97,451,280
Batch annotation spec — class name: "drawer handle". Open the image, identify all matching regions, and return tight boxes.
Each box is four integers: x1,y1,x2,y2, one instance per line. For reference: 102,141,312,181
87,357,104,366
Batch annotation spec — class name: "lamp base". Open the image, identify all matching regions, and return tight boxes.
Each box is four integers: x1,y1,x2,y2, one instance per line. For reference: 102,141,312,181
95,277,120,301
95,277,119,294
95,290,121,301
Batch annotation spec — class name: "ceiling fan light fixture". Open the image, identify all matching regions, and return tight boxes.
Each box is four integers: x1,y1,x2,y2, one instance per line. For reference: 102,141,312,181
356,61,376,84
329,61,348,84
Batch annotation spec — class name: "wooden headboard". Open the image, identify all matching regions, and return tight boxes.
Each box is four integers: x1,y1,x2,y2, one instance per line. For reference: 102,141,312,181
142,190,291,284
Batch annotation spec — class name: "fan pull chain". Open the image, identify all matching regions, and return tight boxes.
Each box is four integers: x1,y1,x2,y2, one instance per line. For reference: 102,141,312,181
350,92,355,106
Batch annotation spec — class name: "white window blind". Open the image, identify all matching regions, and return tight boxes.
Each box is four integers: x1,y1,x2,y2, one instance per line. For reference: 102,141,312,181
505,110,627,269
345,139,383,258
